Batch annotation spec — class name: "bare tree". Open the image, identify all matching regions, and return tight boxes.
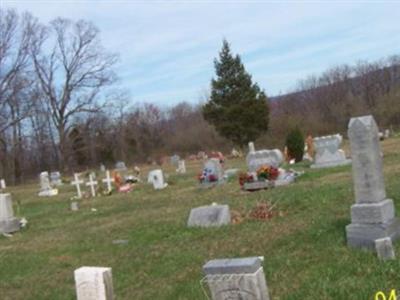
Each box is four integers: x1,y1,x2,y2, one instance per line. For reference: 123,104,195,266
30,17,118,170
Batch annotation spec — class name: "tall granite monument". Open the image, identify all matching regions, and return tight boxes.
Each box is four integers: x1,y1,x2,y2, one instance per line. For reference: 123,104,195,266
346,115,400,249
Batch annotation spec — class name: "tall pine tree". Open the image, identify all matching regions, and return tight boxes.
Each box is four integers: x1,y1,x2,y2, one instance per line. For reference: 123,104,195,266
202,40,269,148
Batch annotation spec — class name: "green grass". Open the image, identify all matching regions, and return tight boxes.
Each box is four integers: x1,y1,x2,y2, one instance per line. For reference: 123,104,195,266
1,138,400,299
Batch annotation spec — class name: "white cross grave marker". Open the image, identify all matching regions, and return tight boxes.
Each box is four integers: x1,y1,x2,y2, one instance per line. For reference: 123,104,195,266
71,173,84,198
86,174,98,197
102,170,114,192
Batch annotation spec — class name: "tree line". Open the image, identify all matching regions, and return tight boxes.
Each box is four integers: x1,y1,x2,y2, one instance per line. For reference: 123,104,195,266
1,8,399,185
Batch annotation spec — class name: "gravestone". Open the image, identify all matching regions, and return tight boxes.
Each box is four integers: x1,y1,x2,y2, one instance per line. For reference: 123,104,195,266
0,179,6,190
0,193,20,234
246,142,283,172
148,169,168,190
102,170,114,193
71,173,84,198
38,171,58,197
311,134,351,168
170,154,180,166
384,129,390,139
70,201,79,211
50,171,62,186
375,237,395,260
200,158,224,188
176,160,186,174
202,256,270,300
74,266,114,300
115,161,127,171
187,204,230,227
346,115,400,250
100,164,106,172
86,174,98,197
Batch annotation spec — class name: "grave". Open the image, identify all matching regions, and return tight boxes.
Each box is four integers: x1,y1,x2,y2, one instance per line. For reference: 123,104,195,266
199,158,224,188
375,237,395,261
102,170,115,193
115,161,127,171
0,193,20,234
38,171,58,197
187,204,230,227
50,171,63,186
176,160,186,174
246,142,283,172
147,169,168,190
0,179,6,190
86,174,98,197
202,256,270,300
170,154,180,166
310,134,351,168
74,266,114,300
71,173,84,198
346,115,400,250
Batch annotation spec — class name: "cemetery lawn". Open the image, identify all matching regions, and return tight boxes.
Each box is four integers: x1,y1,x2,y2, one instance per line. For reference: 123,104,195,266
1,139,400,300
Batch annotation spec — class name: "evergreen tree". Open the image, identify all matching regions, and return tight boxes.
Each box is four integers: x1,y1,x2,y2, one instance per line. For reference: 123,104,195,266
202,40,269,148
285,128,305,162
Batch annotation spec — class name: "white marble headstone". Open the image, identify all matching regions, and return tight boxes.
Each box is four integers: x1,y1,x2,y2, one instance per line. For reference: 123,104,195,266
148,169,168,190
0,193,20,233
176,160,186,174
311,134,351,168
38,171,58,197
0,179,6,190
74,266,114,300
203,257,270,300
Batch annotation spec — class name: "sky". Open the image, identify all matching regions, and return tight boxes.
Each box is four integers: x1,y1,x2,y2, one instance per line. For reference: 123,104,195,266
2,1,400,107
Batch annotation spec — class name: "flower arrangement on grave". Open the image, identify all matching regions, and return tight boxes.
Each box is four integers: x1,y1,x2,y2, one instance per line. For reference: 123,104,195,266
256,165,279,181
239,165,280,187
198,168,218,183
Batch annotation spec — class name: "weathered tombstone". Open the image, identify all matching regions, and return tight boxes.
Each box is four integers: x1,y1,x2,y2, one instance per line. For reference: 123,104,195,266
115,161,127,171
375,237,395,260
102,170,114,193
202,256,270,300
346,115,400,249
100,164,106,172
384,129,390,139
71,201,79,211
199,158,224,188
74,266,114,300
170,154,180,166
50,171,63,186
187,204,230,227
86,174,98,197
0,179,6,190
311,134,351,168
71,173,84,198
38,171,58,197
0,193,20,234
176,160,186,174
246,142,283,172
148,169,168,190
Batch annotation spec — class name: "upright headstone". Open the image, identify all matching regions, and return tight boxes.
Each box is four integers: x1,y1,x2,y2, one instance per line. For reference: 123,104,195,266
100,164,106,172
246,143,283,172
202,256,270,300
115,161,127,171
102,170,114,193
170,154,180,166
148,169,168,190
38,171,58,196
346,115,400,249
74,266,114,300
187,204,230,228
311,134,351,168
71,173,84,198
375,237,395,261
86,174,98,197
176,160,186,174
0,179,6,190
50,171,63,186
0,193,20,234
